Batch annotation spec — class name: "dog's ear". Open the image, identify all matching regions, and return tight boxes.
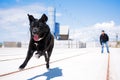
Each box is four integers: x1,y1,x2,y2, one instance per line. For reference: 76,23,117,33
39,14,48,23
27,14,35,23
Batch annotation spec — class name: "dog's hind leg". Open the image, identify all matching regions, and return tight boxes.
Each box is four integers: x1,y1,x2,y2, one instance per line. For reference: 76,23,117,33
19,50,34,70
44,51,47,62
44,51,49,69
46,47,53,69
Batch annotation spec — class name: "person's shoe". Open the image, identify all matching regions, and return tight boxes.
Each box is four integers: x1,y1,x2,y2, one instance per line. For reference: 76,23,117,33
101,51,103,54
107,51,110,53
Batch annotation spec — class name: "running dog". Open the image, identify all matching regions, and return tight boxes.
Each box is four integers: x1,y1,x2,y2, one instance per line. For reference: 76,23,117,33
19,14,54,69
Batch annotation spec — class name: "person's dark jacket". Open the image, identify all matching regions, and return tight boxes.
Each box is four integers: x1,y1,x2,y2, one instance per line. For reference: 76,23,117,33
100,33,109,45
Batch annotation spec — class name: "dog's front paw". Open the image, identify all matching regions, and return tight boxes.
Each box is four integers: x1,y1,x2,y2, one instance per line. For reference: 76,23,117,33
19,64,25,70
46,64,49,69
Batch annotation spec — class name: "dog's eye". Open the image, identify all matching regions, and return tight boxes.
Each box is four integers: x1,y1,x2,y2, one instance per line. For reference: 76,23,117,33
39,22,44,26
30,22,34,26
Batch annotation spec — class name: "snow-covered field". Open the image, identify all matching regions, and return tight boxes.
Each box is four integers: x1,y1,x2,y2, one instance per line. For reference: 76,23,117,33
0,47,120,80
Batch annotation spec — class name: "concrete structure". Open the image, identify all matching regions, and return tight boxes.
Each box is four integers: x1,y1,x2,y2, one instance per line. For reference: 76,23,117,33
3,42,21,48
59,26,69,40
48,7,56,34
47,7,69,40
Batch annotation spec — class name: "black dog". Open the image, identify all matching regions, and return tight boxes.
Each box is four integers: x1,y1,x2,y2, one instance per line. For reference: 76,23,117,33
19,14,54,69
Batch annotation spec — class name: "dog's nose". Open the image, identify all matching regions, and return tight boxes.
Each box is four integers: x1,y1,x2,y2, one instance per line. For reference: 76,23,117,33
33,28,38,34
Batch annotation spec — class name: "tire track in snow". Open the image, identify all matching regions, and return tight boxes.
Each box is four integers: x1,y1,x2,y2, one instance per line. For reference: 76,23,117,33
106,53,110,80
0,52,88,77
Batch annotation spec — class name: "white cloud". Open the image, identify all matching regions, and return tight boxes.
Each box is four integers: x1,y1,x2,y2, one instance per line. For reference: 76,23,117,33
94,21,115,29
0,4,48,42
70,21,120,42
0,4,119,42
56,13,62,17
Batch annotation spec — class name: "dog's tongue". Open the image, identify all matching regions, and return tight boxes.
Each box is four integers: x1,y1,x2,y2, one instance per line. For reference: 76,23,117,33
33,34,39,41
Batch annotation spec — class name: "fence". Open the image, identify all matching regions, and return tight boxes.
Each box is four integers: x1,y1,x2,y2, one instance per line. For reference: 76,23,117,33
22,40,86,48
52,40,86,48
1,41,119,48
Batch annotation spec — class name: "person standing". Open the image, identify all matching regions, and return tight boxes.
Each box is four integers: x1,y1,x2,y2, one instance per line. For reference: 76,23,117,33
100,30,110,53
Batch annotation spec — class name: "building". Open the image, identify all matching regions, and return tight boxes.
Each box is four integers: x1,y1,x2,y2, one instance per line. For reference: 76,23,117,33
48,7,56,34
54,24,69,40
3,42,21,48
48,7,69,40
58,25,69,40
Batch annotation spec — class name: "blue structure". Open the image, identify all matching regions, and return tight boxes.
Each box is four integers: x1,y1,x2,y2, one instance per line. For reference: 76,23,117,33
54,22,60,39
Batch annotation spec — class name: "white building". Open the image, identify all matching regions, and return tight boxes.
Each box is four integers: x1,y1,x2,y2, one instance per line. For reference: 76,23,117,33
48,7,56,34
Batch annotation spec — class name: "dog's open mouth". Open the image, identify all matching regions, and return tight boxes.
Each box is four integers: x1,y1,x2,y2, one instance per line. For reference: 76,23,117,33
33,34,43,41
33,34,39,41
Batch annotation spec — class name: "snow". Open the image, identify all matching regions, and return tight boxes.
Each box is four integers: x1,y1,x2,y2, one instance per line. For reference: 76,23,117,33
0,48,120,80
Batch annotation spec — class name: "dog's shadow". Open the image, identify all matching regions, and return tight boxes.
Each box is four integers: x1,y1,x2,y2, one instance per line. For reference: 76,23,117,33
28,67,63,80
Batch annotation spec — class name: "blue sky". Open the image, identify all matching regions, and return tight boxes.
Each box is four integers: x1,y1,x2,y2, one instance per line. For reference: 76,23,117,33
1,0,120,27
0,0,120,42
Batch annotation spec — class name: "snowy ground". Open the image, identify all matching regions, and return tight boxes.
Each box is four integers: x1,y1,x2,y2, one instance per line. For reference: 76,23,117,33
0,47,120,80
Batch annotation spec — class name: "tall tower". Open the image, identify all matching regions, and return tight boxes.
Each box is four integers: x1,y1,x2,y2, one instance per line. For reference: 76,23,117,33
48,7,56,34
